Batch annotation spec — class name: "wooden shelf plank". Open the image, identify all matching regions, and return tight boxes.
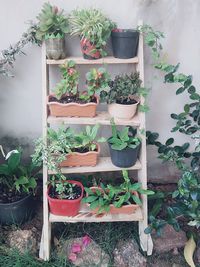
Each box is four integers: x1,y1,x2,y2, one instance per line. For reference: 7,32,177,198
49,205,143,223
46,56,139,65
48,158,141,174
47,111,140,126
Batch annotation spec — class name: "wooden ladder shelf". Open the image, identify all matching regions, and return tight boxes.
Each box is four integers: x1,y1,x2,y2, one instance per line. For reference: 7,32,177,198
39,21,153,260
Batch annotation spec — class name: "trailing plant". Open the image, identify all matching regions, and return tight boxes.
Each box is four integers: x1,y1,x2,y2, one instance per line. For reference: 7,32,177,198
35,2,69,40
0,22,39,77
69,8,116,56
32,124,105,171
100,72,149,111
0,148,37,200
54,60,79,99
139,24,200,234
108,119,141,150
82,170,154,214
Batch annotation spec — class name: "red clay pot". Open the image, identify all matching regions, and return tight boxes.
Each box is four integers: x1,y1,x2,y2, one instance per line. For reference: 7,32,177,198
47,94,99,117
60,143,100,167
47,180,84,216
88,187,140,215
80,38,102,60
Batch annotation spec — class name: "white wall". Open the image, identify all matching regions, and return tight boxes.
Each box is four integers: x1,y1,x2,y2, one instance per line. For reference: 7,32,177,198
0,0,199,167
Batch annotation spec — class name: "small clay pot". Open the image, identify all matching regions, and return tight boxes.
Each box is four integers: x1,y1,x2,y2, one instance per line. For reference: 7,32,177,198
60,143,100,167
47,180,84,216
47,94,99,117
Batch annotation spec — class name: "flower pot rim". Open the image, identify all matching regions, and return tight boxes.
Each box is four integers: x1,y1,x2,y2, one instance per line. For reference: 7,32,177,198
47,94,99,107
47,180,84,203
0,194,32,207
109,99,140,107
107,140,141,150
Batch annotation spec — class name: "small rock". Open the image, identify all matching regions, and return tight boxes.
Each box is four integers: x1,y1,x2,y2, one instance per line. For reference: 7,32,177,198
113,239,146,267
58,237,110,267
7,228,37,254
152,224,187,254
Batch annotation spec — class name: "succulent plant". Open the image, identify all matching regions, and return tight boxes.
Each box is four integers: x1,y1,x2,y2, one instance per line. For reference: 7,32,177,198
36,2,69,41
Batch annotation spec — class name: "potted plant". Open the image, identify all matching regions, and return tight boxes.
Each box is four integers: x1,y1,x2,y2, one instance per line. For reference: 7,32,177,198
32,124,106,170
69,8,116,59
47,60,110,117
47,174,84,216
82,170,154,214
111,28,139,59
0,149,37,225
36,2,69,59
107,119,141,168
101,72,146,120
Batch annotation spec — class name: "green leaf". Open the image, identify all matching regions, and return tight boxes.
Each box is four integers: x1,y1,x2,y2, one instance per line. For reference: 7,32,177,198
188,86,196,94
90,200,100,210
84,195,98,202
8,150,21,172
131,194,142,205
184,104,190,113
176,87,185,95
0,164,9,175
166,138,174,146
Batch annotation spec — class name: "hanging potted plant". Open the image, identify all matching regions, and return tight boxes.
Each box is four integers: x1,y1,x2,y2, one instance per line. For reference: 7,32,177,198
111,28,139,59
47,174,84,216
0,148,37,225
32,124,106,170
47,60,111,117
82,170,154,214
107,119,141,168
100,72,147,120
69,8,116,59
36,2,69,59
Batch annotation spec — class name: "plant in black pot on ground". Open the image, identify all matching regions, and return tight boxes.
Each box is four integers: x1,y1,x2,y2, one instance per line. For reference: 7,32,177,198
69,8,116,59
107,119,141,167
100,72,148,119
111,28,139,59
47,173,84,216
36,2,69,59
0,148,38,225
82,170,154,214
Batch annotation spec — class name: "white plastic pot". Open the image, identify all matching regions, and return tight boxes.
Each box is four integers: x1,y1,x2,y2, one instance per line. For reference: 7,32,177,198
108,102,139,120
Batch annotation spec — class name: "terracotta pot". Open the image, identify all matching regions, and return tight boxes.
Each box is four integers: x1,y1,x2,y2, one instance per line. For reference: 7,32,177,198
80,38,102,60
60,143,100,167
108,101,139,120
87,187,140,215
47,94,99,117
47,180,84,216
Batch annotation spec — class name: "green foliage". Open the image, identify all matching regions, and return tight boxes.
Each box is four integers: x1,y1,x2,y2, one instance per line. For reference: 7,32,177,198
108,119,141,151
69,8,116,56
36,2,69,41
142,24,200,234
32,124,105,172
81,67,111,101
54,60,79,99
82,170,154,214
0,149,37,196
100,72,142,103
49,174,77,200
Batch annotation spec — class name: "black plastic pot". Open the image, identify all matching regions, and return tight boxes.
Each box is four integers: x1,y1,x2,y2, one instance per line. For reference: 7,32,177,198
111,30,139,59
0,194,35,225
108,142,141,168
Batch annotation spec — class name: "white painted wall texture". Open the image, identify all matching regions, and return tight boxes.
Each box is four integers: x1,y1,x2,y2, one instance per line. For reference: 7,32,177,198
0,0,199,172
